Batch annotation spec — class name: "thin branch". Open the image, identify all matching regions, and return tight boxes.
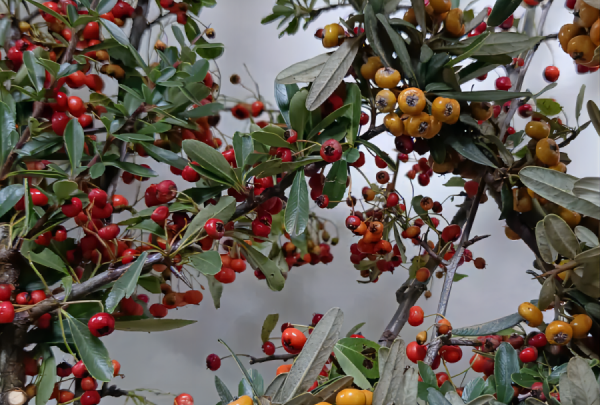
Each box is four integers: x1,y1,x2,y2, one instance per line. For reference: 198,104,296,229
463,234,490,248
249,353,297,364
425,176,486,364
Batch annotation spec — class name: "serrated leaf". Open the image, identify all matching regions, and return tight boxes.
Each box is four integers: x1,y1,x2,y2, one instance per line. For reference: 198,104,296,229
306,37,361,111
452,313,524,336
105,251,148,313
519,167,600,220
275,308,344,403
285,170,309,236
189,250,222,276
261,314,279,344
64,314,114,382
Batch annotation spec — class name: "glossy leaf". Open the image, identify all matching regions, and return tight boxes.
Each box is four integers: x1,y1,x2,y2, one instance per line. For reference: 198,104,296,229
433,90,532,102
275,307,343,403
322,160,348,209
183,139,238,187
207,275,223,309
261,314,279,343
143,142,188,170
64,119,84,173
445,134,497,168
23,51,45,92
333,337,380,380
35,345,56,405
573,177,600,207
0,184,24,218
105,251,148,313
285,170,309,236
377,14,417,84
519,167,600,220
333,344,372,389
306,104,351,140
276,53,330,84
28,248,69,275
345,84,362,145
65,314,114,382
115,319,196,332
52,180,79,200
544,214,580,259
535,220,557,264
365,5,391,67
252,130,296,149
237,240,286,291
189,250,222,276
306,37,361,111
446,31,491,67
588,100,600,136
452,313,524,336
275,82,299,126
290,89,310,140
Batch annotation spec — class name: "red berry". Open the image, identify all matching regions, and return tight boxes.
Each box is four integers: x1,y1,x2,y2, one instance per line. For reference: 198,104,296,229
417,172,430,186
464,180,479,197
81,376,98,391
121,249,137,264
16,292,32,305
87,312,115,337
206,354,221,371
284,129,298,143
375,156,387,168
359,112,369,125
315,194,329,208
350,151,365,168
151,206,169,225
214,267,236,283
519,346,538,363
80,390,101,405
262,341,276,356
320,139,342,163
62,197,83,217
499,14,514,29
82,22,99,40
88,188,107,208
251,101,264,117
495,76,512,90
31,290,46,303
175,393,194,405
408,306,424,326
276,147,293,162
543,66,559,82
406,341,426,363
30,189,48,206
528,333,547,348
0,301,15,323
282,327,307,354
182,165,201,182
149,303,168,318
98,224,119,240
56,362,72,377
439,345,462,363
205,218,225,239
476,73,488,81
311,313,323,326
386,192,399,207
72,360,88,378
436,372,449,387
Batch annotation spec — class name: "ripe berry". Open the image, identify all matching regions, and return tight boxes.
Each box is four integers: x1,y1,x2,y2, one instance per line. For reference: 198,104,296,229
284,129,298,143
82,22,99,40
441,224,461,242
495,77,512,90
175,393,194,405
72,360,88,378
205,218,225,239
121,249,137,264
474,257,486,269
406,341,426,363
182,165,201,182
230,259,246,273
151,206,169,225
531,382,546,401
320,139,342,163
150,303,168,318
262,341,276,356
0,301,15,323
276,147,293,162
312,313,323,326
436,372,449,387
315,194,329,208
81,376,98,391
415,267,430,282
56,362,72,377
499,14,514,29
519,346,538,363
417,172,430,186
0,284,12,301
62,197,83,217
544,66,560,82
16,292,32,305
214,267,236,283
518,103,533,117
282,327,307,354
387,193,399,207
206,354,221,371
251,101,264,117
98,224,119,240
80,390,101,405
440,345,462,363
87,312,115,337
528,333,547,348
408,306,424,326
31,290,46,303
88,189,107,208
359,112,369,125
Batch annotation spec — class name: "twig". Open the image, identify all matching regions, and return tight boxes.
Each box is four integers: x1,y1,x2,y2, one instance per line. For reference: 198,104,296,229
424,177,486,365
463,235,490,248
249,353,297,364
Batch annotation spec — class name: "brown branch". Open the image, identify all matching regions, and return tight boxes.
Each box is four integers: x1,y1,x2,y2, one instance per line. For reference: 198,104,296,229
249,353,297,364
101,384,129,398
425,176,486,365
463,235,490,248
535,260,578,279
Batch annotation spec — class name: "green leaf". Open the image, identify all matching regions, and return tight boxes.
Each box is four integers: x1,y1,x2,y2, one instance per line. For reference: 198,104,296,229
575,226,599,247
180,102,223,119
573,177,600,207
289,89,309,140
114,318,196,332
535,220,557,264
141,142,188,170
276,53,331,84
427,389,452,405
219,339,260,399
587,100,600,136
418,361,438,387
275,308,344,403
181,196,236,246
215,376,234,405
543,214,580,259
64,314,114,382
89,162,105,179
0,184,24,218
536,99,562,116
274,82,299,127
193,39,225,59
445,133,497,168
452,313,524,336
488,0,521,26
105,251,149,313
0,102,17,169
232,132,254,170
189,250,222,276
306,104,351,140
443,177,466,187
252,130,295,149
377,15,417,85
410,0,426,36
344,84,362,145
495,343,520,404
247,156,322,179
446,31,491,68
183,139,238,187
322,160,348,209
237,240,286,292
482,134,513,167
462,377,485,401
373,339,417,405
137,275,161,294
97,0,117,14
52,180,79,201
519,167,600,220
345,322,366,338
305,37,362,111
35,345,56,405
206,275,223,309
285,170,309,236
28,248,69,275
334,337,380,384
182,186,226,205
23,51,46,93
365,5,391,67
261,313,279,343
538,276,556,311
433,90,532,102
575,85,586,125
104,160,157,177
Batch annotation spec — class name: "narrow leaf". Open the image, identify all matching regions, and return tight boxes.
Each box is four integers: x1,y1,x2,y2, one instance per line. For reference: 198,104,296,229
105,252,149,313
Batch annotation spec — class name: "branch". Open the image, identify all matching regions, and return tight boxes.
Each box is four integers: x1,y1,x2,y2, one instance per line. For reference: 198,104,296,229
130,0,151,49
424,176,486,364
358,124,386,142
463,234,490,248
101,385,129,398
249,353,297,364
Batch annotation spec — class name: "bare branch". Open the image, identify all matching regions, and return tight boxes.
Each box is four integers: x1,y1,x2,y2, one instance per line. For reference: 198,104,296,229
463,234,490,248
249,353,297,364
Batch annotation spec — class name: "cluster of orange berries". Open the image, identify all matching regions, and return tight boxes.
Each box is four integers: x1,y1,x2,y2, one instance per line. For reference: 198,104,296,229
558,0,599,70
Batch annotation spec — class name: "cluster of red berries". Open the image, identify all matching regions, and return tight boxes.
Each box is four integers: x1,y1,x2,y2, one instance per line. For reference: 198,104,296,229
21,357,121,404
404,156,433,186
158,0,191,24
231,100,265,122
